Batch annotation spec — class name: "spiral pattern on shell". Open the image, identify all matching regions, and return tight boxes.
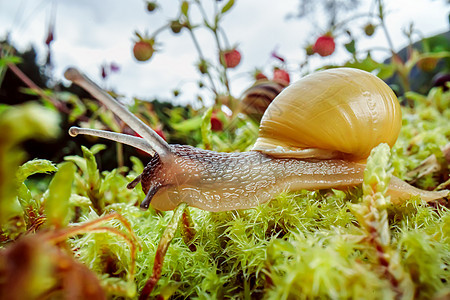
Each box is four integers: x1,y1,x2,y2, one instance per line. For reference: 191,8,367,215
241,80,286,121
252,68,402,161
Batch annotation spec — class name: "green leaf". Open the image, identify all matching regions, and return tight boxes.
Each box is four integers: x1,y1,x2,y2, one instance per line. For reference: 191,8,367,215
201,107,213,149
0,104,11,114
404,91,427,104
344,40,356,54
81,146,104,213
19,87,42,96
171,115,203,132
82,146,101,187
16,159,57,184
45,162,76,228
221,0,235,14
99,108,121,132
344,54,395,79
69,194,92,207
178,207,197,251
375,64,395,80
130,156,144,174
90,144,107,155
181,1,189,17
0,103,59,233
16,159,57,210
0,102,60,143
64,155,87,174
344,54,380,72
0,56,22,67
134,30,143,40
62,93,87,123
418,51,450,59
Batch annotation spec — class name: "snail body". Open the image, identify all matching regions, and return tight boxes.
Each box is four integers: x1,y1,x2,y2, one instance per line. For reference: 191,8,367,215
65,68,448,212
132,145,366,211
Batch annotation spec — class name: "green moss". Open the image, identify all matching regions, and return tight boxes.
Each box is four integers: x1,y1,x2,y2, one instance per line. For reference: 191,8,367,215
1,87,449,299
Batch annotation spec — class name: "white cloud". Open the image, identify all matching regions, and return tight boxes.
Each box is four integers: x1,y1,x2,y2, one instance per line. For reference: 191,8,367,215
1,0,449,105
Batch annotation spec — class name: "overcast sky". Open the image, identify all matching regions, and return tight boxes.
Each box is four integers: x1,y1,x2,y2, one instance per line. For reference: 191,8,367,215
1,0,449,106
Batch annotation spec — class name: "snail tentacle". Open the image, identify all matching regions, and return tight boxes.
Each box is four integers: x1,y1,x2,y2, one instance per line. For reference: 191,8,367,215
69,126,157,155
64,68,172,159
140,184,162,210
65,67,449,213
127,174,142,189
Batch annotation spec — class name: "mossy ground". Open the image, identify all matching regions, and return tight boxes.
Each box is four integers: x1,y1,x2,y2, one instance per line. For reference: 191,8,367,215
0,86,449,299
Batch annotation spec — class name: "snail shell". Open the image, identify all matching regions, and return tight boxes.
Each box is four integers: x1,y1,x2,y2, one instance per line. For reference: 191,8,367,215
253,68,402,161
240,80,285,120
65,67,448,212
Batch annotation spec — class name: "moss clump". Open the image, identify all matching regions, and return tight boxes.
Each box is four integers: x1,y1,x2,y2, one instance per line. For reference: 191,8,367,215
1,86,449,299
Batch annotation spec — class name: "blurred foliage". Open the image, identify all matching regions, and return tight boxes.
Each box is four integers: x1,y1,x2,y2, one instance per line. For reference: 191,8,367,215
1,1,450,299
0,103,60,239
1,83,449,298
290,0,361,26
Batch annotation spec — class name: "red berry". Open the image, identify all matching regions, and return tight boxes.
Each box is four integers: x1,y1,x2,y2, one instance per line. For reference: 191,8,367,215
133,41,154,62
313,35,335,57
210,114,223,131
134,128,165,141
220,49,241,68
133,128,166,155
273,68,290,85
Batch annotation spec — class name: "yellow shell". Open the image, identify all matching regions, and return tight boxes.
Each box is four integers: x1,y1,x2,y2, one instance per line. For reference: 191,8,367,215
252,68,402,161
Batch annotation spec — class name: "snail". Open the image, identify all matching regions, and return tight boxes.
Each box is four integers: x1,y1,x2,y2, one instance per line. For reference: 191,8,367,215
64,67,448,212
241,80,285,120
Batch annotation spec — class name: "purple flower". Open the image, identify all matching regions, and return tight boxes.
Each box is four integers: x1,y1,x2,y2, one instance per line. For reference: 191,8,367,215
110,62,120,72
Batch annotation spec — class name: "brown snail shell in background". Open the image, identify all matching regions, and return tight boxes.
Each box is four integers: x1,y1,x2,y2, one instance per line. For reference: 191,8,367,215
241,80,286,121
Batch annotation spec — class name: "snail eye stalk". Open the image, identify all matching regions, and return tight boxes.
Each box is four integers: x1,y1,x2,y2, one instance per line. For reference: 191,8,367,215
69,127,156,156
64,68,172,159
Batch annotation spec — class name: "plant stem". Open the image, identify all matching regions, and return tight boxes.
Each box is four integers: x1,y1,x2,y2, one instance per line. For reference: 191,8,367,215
377,0,395,55
116,142,124,169
187,27,218,96
7,63,68,113
376,0,411,92
196,0,233,101
332,12,373,34
214,31,232,97
179,207,197,252
139,203,188,300
152,24,169,38
218,27,231,49
194,0,212,29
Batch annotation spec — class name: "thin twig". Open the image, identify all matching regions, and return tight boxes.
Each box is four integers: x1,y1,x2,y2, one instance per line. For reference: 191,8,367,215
7,62,90,122
187,28,218,95
7,63,67,112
